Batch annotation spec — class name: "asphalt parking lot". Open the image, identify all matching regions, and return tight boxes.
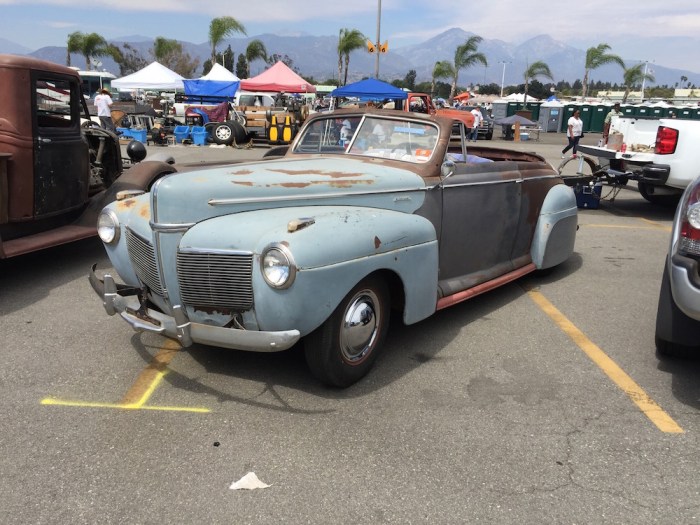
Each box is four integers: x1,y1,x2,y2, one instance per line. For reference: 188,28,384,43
1,131,699,524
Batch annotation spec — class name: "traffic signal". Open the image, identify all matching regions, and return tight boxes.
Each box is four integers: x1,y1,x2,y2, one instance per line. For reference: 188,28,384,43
367,40,376,53
379,41,388,53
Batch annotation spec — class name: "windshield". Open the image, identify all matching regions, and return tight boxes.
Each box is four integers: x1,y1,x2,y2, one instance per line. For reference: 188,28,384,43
293,115,439,164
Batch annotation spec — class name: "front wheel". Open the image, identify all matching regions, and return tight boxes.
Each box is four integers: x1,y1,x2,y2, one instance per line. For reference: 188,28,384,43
304,276,390,387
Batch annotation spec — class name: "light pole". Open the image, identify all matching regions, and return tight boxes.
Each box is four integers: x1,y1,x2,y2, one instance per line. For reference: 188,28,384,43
499,61,510,98
640,60,653,102
375,0,382,78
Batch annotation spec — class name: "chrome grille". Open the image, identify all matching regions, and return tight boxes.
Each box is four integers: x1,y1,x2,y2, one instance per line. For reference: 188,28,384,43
177,251,254,310
125,228,163,295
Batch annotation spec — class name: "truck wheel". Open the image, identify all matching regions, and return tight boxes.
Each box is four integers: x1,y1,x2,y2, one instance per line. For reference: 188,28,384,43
655,261,700,358
486,131,493,140
228,121,249,148
211,122,235,145
304,276,390,388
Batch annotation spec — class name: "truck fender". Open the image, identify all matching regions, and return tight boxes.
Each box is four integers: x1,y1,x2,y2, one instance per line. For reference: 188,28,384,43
530,184,578,269
74,161,176,229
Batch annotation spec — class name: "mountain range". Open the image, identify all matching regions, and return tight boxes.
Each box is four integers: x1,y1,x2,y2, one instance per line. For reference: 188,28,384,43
3,28,698,89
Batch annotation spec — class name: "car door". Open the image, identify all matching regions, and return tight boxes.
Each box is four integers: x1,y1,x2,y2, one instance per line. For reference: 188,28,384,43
32,72,89,217
437,151,522,297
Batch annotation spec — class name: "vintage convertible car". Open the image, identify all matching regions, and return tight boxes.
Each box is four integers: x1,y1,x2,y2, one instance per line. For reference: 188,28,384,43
90,108,578,387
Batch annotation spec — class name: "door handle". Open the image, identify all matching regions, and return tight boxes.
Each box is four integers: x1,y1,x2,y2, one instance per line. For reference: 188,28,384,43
38,137,52,143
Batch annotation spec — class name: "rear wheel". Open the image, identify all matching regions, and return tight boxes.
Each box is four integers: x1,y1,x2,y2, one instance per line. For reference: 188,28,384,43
655,261,700,358
557,154,599,182
304,276,390,387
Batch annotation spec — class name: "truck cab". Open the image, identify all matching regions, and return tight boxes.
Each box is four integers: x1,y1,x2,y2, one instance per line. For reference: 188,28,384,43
0,55,123,257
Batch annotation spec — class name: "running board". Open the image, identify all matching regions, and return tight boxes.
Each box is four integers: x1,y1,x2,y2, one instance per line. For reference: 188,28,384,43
436,263,536,310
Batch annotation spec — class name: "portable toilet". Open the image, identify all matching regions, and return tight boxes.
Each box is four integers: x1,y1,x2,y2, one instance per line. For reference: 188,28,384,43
491,101,508,120
676,106,693,119
589,105,607,133
636,105,650,117
622,105,637,116
538,102,564,132
579,104,593,132
560,105,577,132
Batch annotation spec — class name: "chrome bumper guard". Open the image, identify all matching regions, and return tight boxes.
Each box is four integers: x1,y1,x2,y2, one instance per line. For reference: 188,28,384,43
89,264,300,352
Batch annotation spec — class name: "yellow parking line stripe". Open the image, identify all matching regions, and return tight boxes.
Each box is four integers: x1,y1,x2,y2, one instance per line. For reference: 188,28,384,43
41,338,211,413
639,217,673,232
40,397,210,413
121,339,180,406
581,224,671,232
527,288,683,434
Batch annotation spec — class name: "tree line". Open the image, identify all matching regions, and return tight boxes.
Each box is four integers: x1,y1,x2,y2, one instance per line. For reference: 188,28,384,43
65,21,665,103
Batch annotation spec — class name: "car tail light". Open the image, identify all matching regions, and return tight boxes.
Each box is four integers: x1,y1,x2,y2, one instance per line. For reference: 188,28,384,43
655,126,678,155
679,180,700,257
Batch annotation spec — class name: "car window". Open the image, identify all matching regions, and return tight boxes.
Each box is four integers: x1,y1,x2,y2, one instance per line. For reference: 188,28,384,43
294,115,439,164
35,77,78,130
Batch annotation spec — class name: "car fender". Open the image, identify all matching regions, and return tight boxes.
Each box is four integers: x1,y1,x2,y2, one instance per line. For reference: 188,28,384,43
178,205,439,334
530,184,578,269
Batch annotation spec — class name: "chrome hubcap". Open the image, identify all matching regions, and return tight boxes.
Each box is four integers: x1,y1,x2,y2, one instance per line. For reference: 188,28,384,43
216,126,232,140
339,290,379,364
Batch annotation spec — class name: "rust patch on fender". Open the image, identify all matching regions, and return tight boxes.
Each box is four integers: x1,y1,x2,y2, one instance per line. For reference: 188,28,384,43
232,181,254,186
116,199,137,210
270,168,365,179
374,236,381,249
230,169,254,176
139,203,151,220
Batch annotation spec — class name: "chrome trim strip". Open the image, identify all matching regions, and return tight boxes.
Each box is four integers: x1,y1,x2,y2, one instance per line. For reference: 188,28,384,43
178,247,254,256
150,221,196,232
208,186,427,206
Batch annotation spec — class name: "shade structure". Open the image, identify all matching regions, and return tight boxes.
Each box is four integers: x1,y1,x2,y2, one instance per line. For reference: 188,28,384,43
111,62,185,90
240,61,316,93
494,114,537,126
201,63,240,82
330,78,407,100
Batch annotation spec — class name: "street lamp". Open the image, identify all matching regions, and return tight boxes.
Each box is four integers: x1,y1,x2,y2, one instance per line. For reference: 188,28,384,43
499,60,511,98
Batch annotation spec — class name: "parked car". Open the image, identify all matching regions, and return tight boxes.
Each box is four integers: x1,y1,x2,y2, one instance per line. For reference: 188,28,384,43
90,108,578,387
655,175,700,356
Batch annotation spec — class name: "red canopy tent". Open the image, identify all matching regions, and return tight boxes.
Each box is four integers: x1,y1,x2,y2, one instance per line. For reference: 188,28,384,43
240,61,316,93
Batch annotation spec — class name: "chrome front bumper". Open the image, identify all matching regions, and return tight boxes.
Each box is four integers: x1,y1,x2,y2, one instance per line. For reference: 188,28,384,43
89,264,300,352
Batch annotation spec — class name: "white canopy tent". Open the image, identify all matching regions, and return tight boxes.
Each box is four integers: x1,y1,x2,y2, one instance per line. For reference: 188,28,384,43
201,63,240,82
112,62,185,91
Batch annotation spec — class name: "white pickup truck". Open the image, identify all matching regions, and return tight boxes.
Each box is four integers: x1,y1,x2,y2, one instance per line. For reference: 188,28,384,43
577,115,700,204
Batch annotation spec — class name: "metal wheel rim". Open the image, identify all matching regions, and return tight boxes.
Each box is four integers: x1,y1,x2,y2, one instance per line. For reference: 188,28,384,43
215,125,232,141
339,289,380,365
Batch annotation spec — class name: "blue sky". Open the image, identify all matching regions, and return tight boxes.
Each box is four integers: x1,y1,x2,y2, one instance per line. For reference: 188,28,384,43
2,0,700,71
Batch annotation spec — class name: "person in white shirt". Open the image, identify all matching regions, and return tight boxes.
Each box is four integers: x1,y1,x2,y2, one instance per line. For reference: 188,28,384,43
94,89,115,132
562,109,583,157
470,107,482,142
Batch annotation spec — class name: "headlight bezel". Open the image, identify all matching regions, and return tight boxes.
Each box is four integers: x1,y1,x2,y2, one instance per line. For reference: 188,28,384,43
260,243,297,289
97,209,120,244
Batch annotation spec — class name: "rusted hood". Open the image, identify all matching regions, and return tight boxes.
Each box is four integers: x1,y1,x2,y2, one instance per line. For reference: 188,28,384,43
150,156,427,224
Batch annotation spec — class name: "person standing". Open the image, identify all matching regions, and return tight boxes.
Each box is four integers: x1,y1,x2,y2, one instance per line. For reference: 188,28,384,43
470,107,482,142
602,102,622,145
94,89,115,132
562,109,583,157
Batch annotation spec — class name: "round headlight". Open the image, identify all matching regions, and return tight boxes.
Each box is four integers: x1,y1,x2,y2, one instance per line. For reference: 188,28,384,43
687,202,700,230
97,209,120,244
261,244,296,289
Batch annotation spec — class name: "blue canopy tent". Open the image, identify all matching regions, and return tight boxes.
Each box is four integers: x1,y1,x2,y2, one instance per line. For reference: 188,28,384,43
182,79,240,98
330,78,407,101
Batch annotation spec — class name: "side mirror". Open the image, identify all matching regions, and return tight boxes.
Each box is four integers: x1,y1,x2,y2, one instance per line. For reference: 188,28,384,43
440,160,455,179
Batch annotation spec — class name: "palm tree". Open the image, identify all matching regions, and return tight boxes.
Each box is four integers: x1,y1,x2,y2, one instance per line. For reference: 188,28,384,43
622,63,655,103
523,61,553,105
66,32,110,70
245,39,267,77
448,36,487,101
208,16,246,64
337,28,365,85
431,60,453,98
66,31,83,68
581,43,624,98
